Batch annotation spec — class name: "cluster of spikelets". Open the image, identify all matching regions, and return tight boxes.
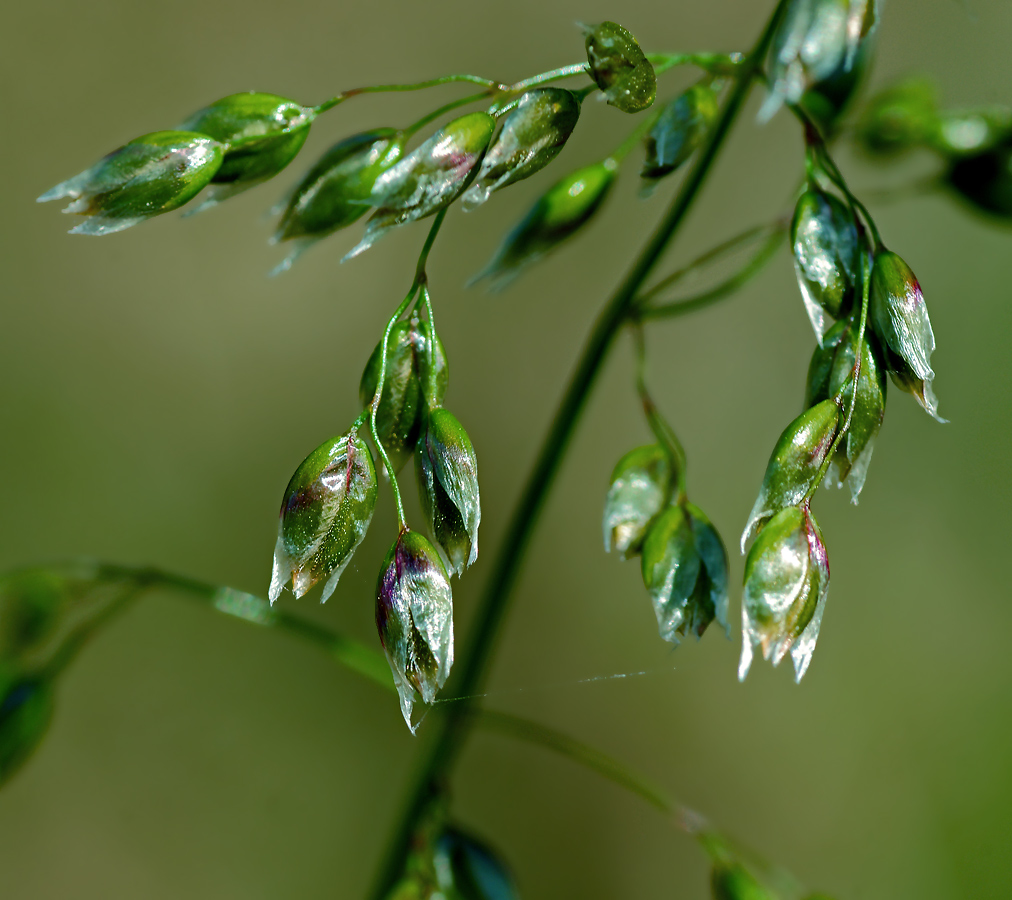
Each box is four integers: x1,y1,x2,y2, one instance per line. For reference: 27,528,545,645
36,1,1012,735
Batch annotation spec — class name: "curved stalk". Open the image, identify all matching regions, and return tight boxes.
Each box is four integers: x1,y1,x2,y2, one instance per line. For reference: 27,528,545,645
368,4,790,897
635,224,787,320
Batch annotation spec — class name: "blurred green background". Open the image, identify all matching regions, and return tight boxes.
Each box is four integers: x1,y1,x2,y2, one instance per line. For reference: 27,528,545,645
2,0,1010,897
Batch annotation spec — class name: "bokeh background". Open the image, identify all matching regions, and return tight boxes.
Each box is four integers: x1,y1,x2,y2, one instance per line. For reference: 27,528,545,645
2,0,1010,897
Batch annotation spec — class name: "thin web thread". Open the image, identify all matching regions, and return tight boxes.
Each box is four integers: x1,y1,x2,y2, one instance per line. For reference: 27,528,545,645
431,665,671,705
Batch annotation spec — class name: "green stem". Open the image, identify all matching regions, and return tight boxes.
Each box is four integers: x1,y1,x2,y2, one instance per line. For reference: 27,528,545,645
367,4,790,897
631,324,689,502
636,223,787,320
368,208,449,525
637,219,787,305
402,92,492,138
314,75,499,114
610,107,664,165
370,285,417,529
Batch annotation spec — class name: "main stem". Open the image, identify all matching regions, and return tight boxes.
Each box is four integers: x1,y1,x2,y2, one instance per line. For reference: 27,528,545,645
368,4,787,895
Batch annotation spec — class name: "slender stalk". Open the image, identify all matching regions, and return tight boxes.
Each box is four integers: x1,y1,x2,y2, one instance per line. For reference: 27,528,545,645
632,324,689,502
637,219,787,305
368,208,449,525
401,92,492,138
367,4,789,897
314,76,499,114
636,225,787,320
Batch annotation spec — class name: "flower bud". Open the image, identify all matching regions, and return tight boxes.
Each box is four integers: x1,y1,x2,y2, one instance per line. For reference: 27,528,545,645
0,669,53,788
37,131,224,234
415,409,480,577
376,530,453,731
740,505,829,682
640,503,729,645
470,159,617,290
869,250,943,420
946,133,1012,219
178,92,313,208
269,427,378,604
711,862,777,900
583,21,657,113
602,444,672,559
856,79,939,157
462,89,581,210
791,188,860,338
742,399,840,550
761,0,878,121
360,318,447,473
344,112,495,261
272,129,406,272
641,81,720,188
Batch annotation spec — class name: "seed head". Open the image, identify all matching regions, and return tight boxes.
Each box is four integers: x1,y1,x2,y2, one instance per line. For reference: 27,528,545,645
37,131,224,234
583,21,657,113
640,503,730,645
376,530,454,732
869,249,943,420
178,92,314,210
360,318,447,474
791,188,861,339
762,0,879,121
805,318,887,502
641,81,721,189
740,505,830,682
269,426,378,604
470,159,617,289
603,444,673,559
462,88,581,210
344,112,495,260
742,399,840,551
415,409,480,578
272,128,406,272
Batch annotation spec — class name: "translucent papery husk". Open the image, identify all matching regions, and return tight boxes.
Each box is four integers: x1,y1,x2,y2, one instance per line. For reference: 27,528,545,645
761,0,878,121
470,159,616,290
461,88,581,210
269,429,377,604
602,444,672,559
272,129,405,272
791,188,860,340
869,250,943,421
740,506,830,682
375,531,453,732
741,399,840,551
640,81,720,188
583,20,657,113
37,131,225,234
343,112,495,261
415,409,480,577
359,318,447,474
640,504,729,645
